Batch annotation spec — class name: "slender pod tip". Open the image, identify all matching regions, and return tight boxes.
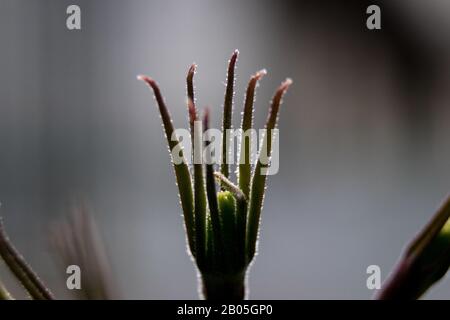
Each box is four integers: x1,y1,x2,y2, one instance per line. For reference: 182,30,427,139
137,74,157,88
231,49,239,60
280,78,293,91
254,69,267,80
188,64,197,76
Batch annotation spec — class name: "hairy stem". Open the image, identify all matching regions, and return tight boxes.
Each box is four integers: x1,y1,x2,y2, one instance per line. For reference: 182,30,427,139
246,79,292,263
138,75,195,256
204,109,226,268
187,65,208,270
239,69,266,199
220,50,238,182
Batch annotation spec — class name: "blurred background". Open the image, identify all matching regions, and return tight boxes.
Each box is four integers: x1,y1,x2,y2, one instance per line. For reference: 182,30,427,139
1,0,450,299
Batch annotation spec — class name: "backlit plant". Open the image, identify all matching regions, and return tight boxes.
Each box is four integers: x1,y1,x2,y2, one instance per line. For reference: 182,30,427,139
138,50,292,299
0,51,449,301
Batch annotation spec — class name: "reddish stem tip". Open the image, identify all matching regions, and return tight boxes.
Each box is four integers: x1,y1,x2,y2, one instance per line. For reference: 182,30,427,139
230,50,239,64
137,74,157,89
279,78,293,93
188,64,197,76
254,69,267,80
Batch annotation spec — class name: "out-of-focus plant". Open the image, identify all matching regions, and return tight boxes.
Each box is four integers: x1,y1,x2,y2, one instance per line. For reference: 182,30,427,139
2,48,450,301
0,213,54,300
0,279,13,300
138,50,292,300
376,195,450,299
0,203,116,300
50,204,118,300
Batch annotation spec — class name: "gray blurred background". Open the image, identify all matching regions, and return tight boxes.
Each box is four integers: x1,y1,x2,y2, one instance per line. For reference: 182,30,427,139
1,0,450,299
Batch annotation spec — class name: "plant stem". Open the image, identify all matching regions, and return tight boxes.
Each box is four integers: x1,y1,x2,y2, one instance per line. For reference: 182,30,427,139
201,272,246,300
376,195,450,299
220,50,238,182
374,258,420,300
0,280,14,300
0,219,54,299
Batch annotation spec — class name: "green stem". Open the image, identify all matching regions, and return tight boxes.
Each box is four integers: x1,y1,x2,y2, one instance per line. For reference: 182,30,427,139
138,75,195,256
246,79,292,263
220,50,238,182
201,272,246,300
